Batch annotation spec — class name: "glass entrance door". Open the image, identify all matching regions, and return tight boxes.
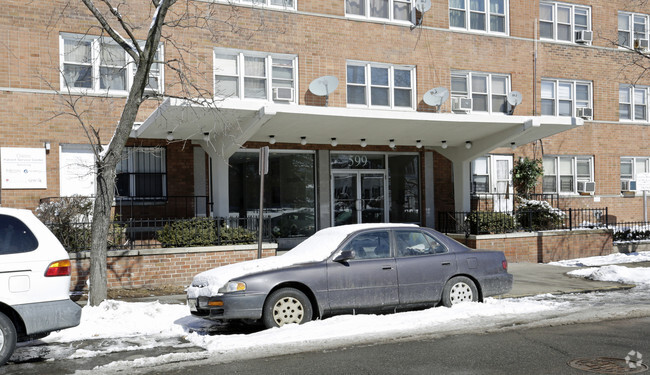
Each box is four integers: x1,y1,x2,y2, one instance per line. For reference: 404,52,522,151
333,172,386,226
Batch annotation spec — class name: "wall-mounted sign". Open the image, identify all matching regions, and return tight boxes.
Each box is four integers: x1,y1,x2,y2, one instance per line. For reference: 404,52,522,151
1,147,47,189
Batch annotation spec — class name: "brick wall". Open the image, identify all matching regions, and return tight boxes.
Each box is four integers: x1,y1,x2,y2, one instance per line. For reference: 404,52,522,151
68,244,278,292
449,229,613,263
2,0,650,222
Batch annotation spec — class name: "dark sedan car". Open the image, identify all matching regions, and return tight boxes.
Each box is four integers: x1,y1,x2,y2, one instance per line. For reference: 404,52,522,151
187,224,513,328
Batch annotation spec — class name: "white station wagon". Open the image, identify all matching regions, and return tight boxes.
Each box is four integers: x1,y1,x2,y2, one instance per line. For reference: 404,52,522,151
0,207,81,365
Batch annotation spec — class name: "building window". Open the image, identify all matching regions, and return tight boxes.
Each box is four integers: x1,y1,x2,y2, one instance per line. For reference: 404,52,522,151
449,0,508,34
543,156,593,194
116,147,167,199
621,157,649,191
346,0,413,23
223,0,296,10
451,71,510,114
60,34,163,94
229,151,316,238
620,85,649,122
619,12,649,49
540,2,591,43
346,62,415,110
471,156,490,193
214,49,297,103
541,79,591,117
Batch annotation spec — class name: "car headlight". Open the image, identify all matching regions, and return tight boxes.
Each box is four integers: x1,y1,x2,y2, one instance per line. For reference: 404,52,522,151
219,281,246,293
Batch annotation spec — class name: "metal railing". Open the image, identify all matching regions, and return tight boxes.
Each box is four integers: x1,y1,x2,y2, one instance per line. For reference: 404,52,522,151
40,195,212,219
470,192,561,211
45,216,274,252
437,207,609,236
608,221,650,242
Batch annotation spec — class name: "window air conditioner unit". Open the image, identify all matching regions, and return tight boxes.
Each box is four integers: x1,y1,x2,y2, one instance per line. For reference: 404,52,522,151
634,38,649,51
576,107,593,120
273,87,294,101
575,30,593,44
577,181,596,193
622,180,637,191
452,97,472,112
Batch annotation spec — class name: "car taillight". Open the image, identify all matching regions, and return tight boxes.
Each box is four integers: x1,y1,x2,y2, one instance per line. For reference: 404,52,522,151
45,259,72,277
502,260,508,270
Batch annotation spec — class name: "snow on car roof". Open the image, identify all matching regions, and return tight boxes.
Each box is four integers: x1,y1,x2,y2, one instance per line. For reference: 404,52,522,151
187,223,417,298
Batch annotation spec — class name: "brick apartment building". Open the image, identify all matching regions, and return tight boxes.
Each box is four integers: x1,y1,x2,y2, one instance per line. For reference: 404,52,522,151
0,0,649,241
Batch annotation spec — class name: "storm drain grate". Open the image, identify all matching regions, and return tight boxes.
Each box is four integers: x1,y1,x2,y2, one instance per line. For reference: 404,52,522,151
568,358,648,374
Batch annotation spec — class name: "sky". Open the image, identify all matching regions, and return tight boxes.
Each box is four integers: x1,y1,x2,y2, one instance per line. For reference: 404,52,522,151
7,252,650,374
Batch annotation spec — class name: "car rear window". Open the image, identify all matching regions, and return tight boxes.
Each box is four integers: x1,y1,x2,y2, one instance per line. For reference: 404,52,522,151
0,214,39,255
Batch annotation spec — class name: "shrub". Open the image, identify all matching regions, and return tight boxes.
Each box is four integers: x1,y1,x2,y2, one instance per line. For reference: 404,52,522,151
36,196,93,252
465,211,516,234
512,157,543,199
516,199,565,231
613,226,650,242
157,218,256,247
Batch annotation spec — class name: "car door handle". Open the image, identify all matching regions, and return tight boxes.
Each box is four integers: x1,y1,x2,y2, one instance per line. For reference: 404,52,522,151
441,262,451,266
382,266,393,270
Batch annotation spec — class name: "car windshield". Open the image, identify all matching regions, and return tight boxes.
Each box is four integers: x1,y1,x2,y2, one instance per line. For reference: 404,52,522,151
281,227,351,263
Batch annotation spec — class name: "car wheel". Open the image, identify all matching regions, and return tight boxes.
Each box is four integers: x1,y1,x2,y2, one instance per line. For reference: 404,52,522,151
262,288,313,329
441,276,479,307
0,311,17,366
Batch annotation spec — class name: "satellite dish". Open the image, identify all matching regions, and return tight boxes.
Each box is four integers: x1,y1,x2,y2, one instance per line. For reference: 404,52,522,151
423,87,449,111
414,0,431,13
507,91,523,106
506,91,523,115
309,76,339,106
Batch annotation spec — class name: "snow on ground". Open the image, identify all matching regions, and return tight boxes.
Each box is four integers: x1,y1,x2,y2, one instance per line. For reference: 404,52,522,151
548,251,650,267
568,265,650,285
7,251,649,373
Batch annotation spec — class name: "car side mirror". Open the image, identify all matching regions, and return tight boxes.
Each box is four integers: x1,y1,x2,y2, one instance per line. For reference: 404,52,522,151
334,250,355,262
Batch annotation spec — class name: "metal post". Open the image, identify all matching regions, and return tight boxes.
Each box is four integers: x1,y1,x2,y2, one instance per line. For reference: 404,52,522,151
643,190,648,223
258,146,269,259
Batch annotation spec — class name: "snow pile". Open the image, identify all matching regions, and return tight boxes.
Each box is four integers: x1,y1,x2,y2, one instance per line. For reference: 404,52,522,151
187,223,416,298
549,251,650,267
45,300,188,343
568,265,650,286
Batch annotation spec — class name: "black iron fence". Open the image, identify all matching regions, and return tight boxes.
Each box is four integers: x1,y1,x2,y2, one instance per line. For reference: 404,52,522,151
45,216,274,252
470,192,562,211
437,207,609,236
608,221,650,242
40,195,212,219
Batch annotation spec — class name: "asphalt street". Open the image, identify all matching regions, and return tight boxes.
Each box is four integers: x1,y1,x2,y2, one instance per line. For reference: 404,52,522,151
156,317,650,375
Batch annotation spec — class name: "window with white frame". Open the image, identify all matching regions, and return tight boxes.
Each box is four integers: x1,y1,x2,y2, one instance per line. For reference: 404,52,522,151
346,62,415,109
541,79,591,117
542,156,593,193
225,0,296,10
449,0,508,34
621,157,649,191
451,71,510,113
60,34,163,94
214,49,297,103
116,147,167,199
539,2,591,43
346,0,413,23
619,84,649,122
618,12,649,49
471,156,490,193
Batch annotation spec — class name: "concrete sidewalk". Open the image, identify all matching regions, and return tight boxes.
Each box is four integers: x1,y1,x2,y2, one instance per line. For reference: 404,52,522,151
114,262,645,305
501,262,639,298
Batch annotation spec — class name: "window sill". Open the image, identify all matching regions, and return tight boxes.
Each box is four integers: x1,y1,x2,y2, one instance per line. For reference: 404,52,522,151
448,27,509,36
345,14,413,27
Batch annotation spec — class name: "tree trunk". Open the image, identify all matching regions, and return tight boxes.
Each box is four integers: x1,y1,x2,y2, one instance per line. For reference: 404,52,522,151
88,162,116,306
